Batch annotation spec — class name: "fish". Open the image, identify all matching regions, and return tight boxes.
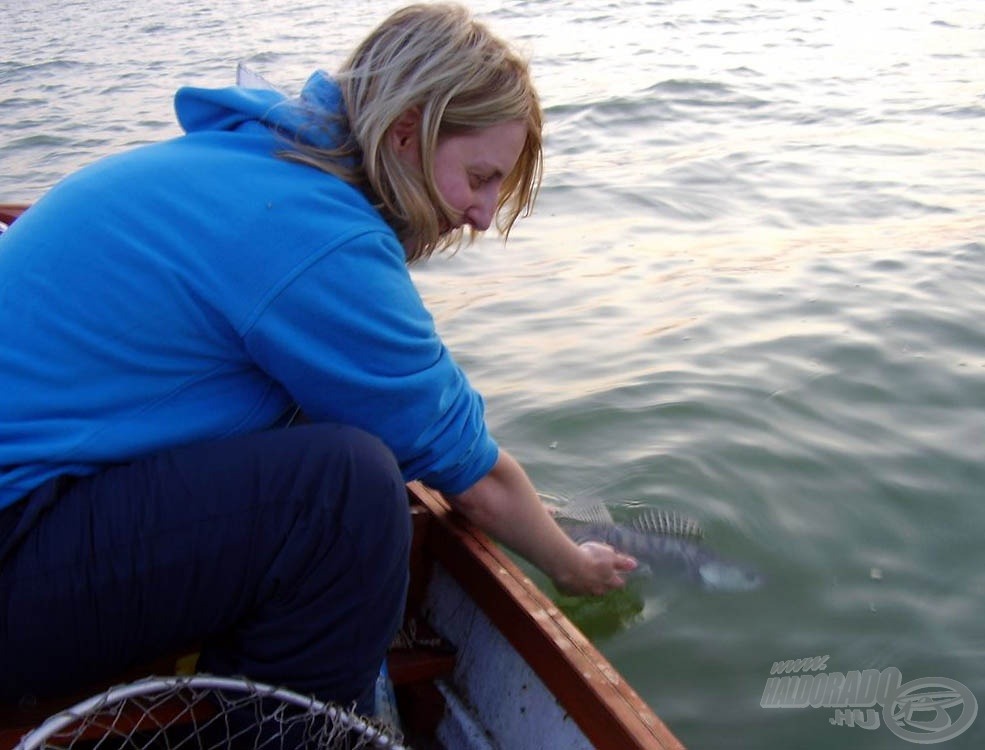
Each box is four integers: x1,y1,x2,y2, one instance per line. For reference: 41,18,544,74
542,494,764,592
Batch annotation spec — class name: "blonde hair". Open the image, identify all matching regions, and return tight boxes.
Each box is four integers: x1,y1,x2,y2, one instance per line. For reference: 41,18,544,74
286,3,543,263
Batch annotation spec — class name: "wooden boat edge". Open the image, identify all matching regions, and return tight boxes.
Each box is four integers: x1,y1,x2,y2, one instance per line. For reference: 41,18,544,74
407,482,684,750
0,204,27,226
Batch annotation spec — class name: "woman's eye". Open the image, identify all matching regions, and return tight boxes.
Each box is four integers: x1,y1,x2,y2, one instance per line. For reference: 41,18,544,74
469,173,491,189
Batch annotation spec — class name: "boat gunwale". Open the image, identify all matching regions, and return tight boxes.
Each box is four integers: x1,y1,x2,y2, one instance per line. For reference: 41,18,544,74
408,482,685,750
0,204,27,226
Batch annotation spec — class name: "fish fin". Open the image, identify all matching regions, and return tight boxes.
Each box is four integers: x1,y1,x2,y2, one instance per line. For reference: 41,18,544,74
558,503,616,526
542,493,616,526
632,509,704,540
537,491,569,509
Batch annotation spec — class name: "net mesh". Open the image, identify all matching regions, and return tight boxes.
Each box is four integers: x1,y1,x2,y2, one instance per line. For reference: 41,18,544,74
15,675,407,750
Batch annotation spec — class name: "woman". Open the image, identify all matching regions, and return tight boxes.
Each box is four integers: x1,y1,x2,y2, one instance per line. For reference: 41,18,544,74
0,3,635,714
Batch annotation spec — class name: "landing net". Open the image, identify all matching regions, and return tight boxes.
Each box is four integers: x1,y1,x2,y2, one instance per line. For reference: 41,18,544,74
15,675,407,750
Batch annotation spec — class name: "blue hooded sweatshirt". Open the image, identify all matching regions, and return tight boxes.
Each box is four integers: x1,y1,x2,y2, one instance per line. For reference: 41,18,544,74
0,72,498,508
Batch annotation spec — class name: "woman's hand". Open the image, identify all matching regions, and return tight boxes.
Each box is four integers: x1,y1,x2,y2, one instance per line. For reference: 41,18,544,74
554,541,638,596
450,450,637,597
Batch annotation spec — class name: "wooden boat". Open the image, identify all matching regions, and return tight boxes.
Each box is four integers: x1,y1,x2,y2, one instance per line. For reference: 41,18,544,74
392,483,684,749
0,204,26,229
0,203,685,749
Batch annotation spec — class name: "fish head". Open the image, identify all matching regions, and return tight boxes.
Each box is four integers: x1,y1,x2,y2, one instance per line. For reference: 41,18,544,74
697,559,764,592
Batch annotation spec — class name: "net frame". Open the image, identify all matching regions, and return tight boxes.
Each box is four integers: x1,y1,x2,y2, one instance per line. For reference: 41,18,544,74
14,674,407,750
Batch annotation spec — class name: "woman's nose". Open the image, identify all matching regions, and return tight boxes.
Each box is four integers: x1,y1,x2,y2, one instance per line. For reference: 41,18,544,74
466,196,495,231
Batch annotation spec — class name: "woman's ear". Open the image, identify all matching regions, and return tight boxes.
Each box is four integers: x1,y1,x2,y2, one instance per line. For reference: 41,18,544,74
390,107,422,165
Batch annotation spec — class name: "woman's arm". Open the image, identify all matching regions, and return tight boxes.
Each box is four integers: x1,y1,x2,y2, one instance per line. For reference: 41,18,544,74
448,450,636,596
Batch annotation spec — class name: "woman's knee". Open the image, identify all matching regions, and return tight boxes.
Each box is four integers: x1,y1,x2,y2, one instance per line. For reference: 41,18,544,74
336,425,410,553
289,422,410,553
328,423,403,488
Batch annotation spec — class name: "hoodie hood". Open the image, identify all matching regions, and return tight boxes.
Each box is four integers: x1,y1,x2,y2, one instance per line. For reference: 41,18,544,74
174,70,348,150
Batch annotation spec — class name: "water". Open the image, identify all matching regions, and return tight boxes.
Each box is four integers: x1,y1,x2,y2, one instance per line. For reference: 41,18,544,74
3,1,984,746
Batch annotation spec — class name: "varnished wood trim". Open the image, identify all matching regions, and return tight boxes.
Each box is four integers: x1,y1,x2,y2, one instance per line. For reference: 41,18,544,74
0,204,28,226
406,482,686,750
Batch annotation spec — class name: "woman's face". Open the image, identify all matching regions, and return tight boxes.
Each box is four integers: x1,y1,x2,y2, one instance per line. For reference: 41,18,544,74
430,120,527,232
392,112,528,234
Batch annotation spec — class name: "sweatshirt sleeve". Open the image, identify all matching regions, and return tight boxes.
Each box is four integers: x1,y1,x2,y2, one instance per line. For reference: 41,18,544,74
240,228,498,494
